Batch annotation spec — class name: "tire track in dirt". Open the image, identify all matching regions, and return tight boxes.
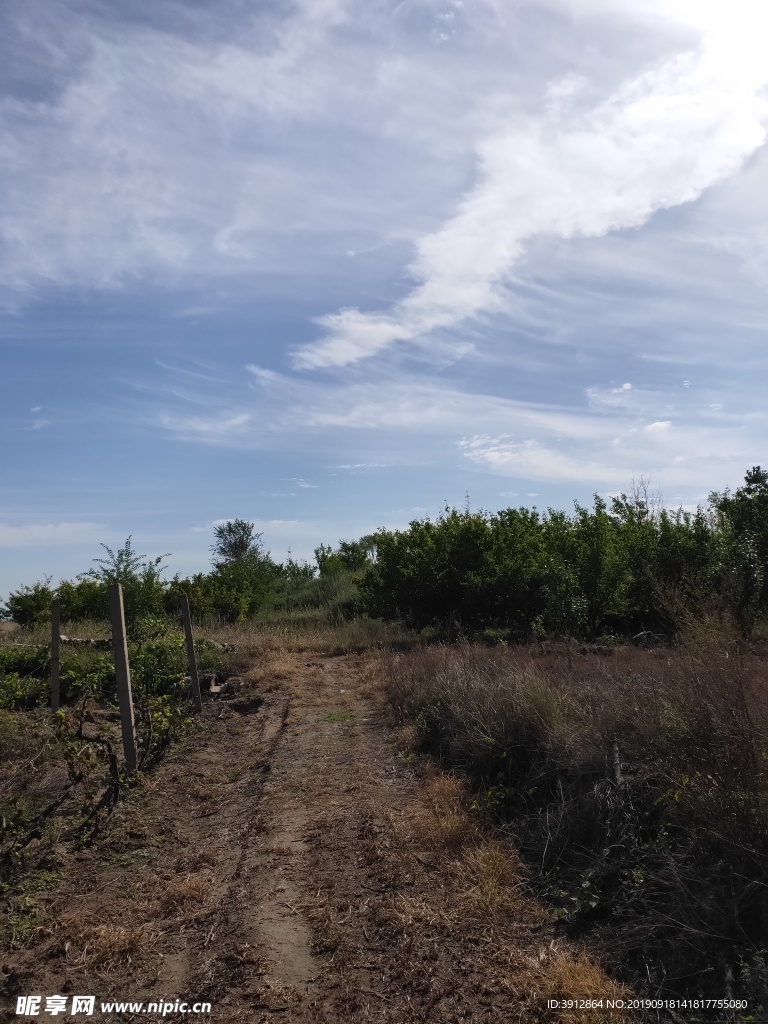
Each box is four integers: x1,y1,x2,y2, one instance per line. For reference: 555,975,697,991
149,686,292,1005
181,653,415,1021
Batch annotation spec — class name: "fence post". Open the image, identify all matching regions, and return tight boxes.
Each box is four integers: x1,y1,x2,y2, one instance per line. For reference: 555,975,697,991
108,583,138,772
180,594,202,712
612,738,622,788
50,598,60,712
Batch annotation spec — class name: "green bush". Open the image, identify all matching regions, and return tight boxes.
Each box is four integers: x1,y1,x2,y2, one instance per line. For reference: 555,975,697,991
362,472,768,642
59,650,114,701
77,537,170,633
57,578,107,622
0,672,47,710
3,580,54,626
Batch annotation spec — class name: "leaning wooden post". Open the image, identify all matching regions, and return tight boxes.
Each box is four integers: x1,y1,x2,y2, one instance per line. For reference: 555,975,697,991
108,583,138,772
50,598,61,712
180,594,202,712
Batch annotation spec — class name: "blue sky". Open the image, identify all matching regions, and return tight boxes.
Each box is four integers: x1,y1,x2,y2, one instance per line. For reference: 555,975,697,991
2,0,768,596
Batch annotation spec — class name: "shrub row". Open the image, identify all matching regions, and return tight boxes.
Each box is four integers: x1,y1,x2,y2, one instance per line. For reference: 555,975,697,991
363,471,768,641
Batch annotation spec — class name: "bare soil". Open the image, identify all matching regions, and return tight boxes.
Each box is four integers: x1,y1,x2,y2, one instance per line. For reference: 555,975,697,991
2,652,629,1023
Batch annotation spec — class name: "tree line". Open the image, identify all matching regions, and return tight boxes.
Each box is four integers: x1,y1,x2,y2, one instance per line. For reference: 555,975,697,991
4,468,768,641
1,520,375,633
363,469,768,640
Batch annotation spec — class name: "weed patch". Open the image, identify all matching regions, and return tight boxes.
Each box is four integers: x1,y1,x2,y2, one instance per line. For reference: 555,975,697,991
320,711,355,723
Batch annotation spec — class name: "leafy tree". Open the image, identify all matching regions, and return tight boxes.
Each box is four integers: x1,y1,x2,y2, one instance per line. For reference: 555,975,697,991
362,507,546,636
315,543,345,576
210,519,264,568
709,467,768,632
165,573,218,624
78,537,170,631
207,520,281,622
567,496,628,638
315,537,377,576
540,511,587,637
281,554,316,585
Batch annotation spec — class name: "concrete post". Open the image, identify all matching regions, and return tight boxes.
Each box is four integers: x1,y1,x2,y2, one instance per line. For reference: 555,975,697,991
180,594,202,712
108,583,138,772
51,598,60,712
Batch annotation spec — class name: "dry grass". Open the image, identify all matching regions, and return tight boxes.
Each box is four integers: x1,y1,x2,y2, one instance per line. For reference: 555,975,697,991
243,650,299,686
0,620,110,646
185,781,221,805
68,923,157,970
380,631,768,1003
453,839,534,920
173,847,217,872
521,946,633,1021
159,873,213,913
398,769,477,850
201,617,409,657
387,757,632,1023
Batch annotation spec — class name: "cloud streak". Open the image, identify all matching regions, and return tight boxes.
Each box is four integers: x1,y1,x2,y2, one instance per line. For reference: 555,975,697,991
295,0,768,368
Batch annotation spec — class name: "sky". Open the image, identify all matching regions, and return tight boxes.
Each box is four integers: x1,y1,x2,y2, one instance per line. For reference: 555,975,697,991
2,0,768,597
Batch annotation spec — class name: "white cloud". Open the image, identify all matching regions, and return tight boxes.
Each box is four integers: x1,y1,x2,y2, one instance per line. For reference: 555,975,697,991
0,522,105,547
0,0,506,300
460,435,623,483
151,357,767,496
157,411,251,443
460,401,757,488
295,1,768,368
286,478,319,489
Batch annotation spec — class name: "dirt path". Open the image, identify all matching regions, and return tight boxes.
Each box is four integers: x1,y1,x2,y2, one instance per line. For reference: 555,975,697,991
3,652,627,1023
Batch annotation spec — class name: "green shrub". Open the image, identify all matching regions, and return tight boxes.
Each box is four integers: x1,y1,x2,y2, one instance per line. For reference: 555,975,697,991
59,650,114,701
0,673,45,710
3,580,54,626
77,537,170,632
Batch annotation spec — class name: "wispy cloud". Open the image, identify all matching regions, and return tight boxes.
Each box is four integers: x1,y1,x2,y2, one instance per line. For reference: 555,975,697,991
460,436,623,484
148,356,768,498
294,1,768,368
460,404,757,488
286,479,319,489
157,411,251,444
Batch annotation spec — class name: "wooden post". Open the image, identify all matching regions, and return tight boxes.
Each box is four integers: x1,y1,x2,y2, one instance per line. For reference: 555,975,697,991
50,598,61,712
180,594,202,712
612,738,622,788
108,583,138,772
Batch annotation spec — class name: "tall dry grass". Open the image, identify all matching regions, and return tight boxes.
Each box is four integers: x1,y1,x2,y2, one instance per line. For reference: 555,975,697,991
202,615,410,662
380,622,768,1004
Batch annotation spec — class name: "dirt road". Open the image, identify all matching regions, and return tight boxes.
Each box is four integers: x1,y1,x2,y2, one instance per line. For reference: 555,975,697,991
3,652,626,1023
